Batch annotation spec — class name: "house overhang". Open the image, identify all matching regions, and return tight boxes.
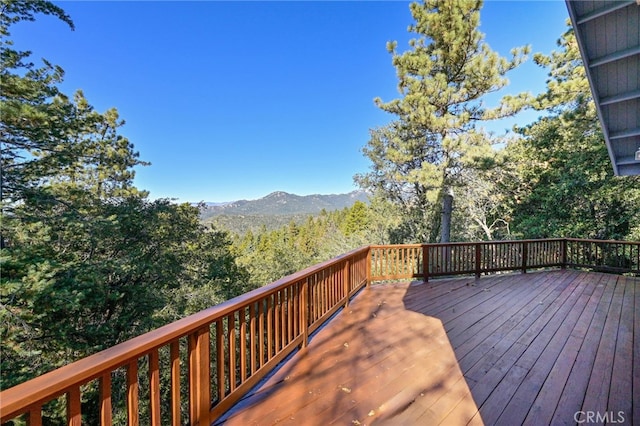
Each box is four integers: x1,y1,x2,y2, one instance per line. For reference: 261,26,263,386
565,0,640,176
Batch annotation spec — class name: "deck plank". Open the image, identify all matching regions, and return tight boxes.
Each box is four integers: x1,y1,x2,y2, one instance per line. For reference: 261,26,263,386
217,271,639,426
550,273,619,425
495,272,600,425
521,273,608,425
465,271,585,411
581,274,624,416
454,272,564,372
607,276,634,424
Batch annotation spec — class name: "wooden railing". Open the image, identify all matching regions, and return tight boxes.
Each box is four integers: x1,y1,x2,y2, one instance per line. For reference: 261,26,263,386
565,238,640,274
369,238,639,281
1,238,638,425
0,247,369,426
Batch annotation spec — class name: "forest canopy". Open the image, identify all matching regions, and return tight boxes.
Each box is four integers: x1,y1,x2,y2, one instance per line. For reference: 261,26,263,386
0,0,253,404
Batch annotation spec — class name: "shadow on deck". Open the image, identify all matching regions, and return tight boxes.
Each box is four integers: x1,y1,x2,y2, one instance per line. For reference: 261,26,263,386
218,270,639,425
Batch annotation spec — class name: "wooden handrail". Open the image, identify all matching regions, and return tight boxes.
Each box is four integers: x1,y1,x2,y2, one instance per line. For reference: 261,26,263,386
368,238,638,282
1,239,638,424
0,246,370,424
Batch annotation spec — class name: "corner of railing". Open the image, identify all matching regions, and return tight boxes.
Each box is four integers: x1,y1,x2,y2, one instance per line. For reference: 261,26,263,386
474,242,481,279
561,238,568,269
422,244,430,282
521,240,528,274
365,245,372,288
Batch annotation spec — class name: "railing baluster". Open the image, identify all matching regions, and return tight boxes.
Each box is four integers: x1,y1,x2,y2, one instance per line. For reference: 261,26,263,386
188,334,197,423
344,260,350,307
273,293,280,354
266,296,273,359
199,328,211,424
100,373,112,426
66,386,81,426
27,407,42,426
127,360,139,426
258,300,265,368
319,275,325,318
149,349,160,426
240,307,247,383
281,290,287,347
249,304,257,375
170,341,180,426
215,320,224,403
229,313,236,392
287,287,294,343
301,280,309,347
293,285,299,337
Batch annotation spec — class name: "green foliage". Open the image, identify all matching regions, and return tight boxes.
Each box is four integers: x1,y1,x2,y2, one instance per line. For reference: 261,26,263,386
504,26,640,240
1,0,75,206
0,7,252,422
230,201,399,287
356,0,530,243
204,212,314,236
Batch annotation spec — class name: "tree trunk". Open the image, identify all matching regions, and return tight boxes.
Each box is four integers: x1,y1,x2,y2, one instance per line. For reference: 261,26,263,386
473,217,493,241
441,187,454,243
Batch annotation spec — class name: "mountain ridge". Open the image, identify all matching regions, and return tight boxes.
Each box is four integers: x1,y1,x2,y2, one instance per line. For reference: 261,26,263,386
199,190,368,219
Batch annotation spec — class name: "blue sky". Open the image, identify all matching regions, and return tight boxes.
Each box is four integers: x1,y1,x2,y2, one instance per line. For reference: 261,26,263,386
14,1,569,202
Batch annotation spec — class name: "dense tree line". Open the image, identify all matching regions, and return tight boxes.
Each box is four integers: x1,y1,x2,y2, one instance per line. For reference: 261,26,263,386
0,3,252,421
231,200,401,286
356,1,639,244
234,2,639,286
1,0,638,423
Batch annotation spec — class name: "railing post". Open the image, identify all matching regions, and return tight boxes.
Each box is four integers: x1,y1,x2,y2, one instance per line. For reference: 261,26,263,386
561,239,568,269
522,241,528,274
423,244,430,282
475,243,481,279
366,247,372,288
343,259,351,308
188,327,211,426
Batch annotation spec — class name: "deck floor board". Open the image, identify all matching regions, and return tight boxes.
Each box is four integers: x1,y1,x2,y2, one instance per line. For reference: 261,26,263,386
217,270,638,425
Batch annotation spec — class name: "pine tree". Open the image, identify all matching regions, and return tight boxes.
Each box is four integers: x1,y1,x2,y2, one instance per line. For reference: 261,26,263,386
356,0,530,242
0,5,252,415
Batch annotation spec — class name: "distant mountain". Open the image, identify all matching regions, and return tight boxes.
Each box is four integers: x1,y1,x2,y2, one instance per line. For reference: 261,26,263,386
200,190,368,219
189,201,231,208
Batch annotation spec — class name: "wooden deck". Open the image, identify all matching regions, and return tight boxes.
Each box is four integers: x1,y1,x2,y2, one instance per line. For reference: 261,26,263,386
217,270,639,425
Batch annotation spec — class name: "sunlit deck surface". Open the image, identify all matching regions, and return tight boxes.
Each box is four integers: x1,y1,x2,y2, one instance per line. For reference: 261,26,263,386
217,270,639,425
